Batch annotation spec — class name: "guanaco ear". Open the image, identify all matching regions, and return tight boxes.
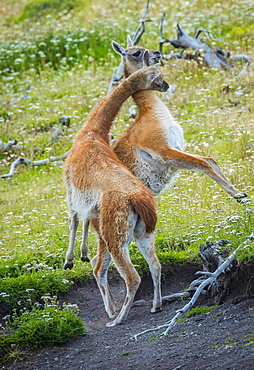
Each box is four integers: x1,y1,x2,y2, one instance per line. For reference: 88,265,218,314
142,50,150,67
112,41,126,56
136,147,167,171
127,35,133,48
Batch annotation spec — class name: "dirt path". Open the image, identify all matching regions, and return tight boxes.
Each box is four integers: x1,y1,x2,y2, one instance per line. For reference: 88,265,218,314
6,264,254,370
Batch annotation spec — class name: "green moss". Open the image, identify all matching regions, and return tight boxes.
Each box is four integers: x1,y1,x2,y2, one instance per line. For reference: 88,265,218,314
186,305,216,317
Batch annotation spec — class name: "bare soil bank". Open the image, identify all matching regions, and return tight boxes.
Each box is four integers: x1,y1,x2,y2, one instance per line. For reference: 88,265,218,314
5,263,254,370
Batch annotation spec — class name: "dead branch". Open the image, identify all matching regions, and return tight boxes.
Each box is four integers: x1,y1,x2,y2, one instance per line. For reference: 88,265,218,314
108,0,151,93
0,151,69,179
131,231,254,340
4,86,31,104
0,140,24,152
50,115,70,143
159,18,251,73
132,292,190,308
1,115,71,179
159,13,171,57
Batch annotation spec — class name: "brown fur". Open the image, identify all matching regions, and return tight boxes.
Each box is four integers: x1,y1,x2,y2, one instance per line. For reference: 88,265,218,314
63,65,167,326
112,41,247,200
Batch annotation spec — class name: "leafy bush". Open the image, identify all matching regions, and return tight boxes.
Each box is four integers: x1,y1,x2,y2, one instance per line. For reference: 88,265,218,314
17,0,88,21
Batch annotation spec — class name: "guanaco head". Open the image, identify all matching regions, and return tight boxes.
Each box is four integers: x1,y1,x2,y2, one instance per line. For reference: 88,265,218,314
112,36,161,77
128,66,169,93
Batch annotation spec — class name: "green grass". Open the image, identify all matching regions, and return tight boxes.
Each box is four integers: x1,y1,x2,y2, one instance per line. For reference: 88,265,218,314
7,303,86,348
177,305,216,324
16,0,88,22
0,23,126,78
245,334,254,347
0,0,254,361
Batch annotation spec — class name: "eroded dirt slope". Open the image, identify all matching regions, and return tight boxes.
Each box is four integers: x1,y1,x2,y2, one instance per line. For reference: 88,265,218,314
6,264,254,370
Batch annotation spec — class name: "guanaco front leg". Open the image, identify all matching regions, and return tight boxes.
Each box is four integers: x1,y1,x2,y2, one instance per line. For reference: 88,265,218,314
174,151,247,200
194,155,232,184
64,215,90,269
148,147,247,199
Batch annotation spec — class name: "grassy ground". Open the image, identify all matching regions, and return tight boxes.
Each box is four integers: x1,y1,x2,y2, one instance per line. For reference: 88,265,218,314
0,0,253,361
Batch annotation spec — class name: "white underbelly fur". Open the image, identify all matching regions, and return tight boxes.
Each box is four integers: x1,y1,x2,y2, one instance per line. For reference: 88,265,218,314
135,102,185,195
155,104,185,152
70,186,101,220
135,157,179,195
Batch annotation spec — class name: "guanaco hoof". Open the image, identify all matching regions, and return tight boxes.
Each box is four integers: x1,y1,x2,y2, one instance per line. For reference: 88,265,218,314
64,262,73,270
151,306,162,313
234,193,248,203
81,256,90,262
106,320,121,327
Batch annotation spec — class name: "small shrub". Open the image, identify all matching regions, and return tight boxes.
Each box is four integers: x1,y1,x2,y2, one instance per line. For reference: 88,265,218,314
8,304,86,348
1,300,86,357
0,338,27,366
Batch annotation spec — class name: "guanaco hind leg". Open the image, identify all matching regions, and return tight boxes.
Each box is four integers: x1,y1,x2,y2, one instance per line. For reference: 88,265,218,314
94,212,142,326
64,210,79,270
92,243,121,318
106,240,141,327
134,219,162,313
80,220,90,262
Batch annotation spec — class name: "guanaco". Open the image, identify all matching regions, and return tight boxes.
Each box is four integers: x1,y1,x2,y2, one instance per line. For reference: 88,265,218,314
63,62,169,326
80,39,247,266
112,38,247,201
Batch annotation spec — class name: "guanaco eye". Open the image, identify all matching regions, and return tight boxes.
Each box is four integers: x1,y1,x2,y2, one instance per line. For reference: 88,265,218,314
133,51,141,57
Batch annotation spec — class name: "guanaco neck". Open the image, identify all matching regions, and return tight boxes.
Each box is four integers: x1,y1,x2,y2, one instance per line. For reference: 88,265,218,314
84,76,145,143
132,90,161,114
